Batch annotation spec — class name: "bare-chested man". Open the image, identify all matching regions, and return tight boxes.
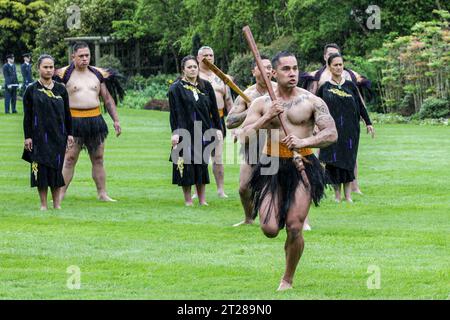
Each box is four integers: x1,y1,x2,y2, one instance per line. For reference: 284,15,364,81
300,43,374,195
238,51,337,291
55,42,121,202
197,46,233,198
226,55,276,227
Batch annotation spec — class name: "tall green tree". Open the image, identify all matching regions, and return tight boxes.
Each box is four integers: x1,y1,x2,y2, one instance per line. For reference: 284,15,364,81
369,10,449,114
287,0,446,62
0,0,48,58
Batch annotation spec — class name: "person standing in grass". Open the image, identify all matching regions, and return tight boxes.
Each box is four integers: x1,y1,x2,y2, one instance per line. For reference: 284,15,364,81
54,42,123,202
300,43,374,195
317,53,374,203
22,55,74,210
169,55,223,206
197,46,233,198
3,53,19,114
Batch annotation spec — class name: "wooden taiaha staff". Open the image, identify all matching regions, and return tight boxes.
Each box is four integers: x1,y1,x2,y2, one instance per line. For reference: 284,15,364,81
201,58,251,104
242,25,311,187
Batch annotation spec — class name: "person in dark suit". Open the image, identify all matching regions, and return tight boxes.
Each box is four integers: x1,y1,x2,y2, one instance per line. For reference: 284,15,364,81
21,53,33,92
3,54,19,113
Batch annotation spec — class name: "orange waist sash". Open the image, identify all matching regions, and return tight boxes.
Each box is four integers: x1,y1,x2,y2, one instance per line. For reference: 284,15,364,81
218,108,224,118
70,106,101,118
263,140,313,158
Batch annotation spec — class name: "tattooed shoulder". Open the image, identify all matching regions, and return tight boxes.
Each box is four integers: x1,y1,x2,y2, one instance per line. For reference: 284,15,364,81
313,99,333,123
313,101,328,114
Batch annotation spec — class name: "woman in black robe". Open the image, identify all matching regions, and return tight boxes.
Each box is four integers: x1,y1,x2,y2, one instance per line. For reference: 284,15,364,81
169,55,222,206
22,55,73,210
317,53,375,202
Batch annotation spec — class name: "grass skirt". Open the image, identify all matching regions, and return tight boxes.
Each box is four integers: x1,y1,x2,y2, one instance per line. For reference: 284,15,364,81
72,115,108,153
249,154,325,229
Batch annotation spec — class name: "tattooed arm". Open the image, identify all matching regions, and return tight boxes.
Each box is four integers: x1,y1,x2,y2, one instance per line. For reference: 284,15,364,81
226,95,249,129
283,96,337,149
305,96,337,148
100,83,121,136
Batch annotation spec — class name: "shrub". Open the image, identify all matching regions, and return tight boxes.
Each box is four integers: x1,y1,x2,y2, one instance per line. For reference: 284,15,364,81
228,53,254,89
121,90,149,109
369,112,411,124
97,54,124,74
418,97,449,119
121,74,177,109
126,74,148,91
369,112,448,125
126,73,177,91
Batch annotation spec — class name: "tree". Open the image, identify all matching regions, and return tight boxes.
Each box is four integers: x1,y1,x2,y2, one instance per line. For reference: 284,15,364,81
33,0,133,66
113,0,191,72
369,10,449,114
0,0,48,58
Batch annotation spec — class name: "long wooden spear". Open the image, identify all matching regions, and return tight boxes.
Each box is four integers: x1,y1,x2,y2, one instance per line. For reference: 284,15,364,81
201,58,251,104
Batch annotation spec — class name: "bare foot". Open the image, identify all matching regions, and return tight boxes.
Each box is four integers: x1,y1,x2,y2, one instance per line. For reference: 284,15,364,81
40,206,48,211
192,193,198,199
352,190,363,195
277,279,293,291
200,202,208,206
303,223,311,231
53,206,61,210
334,198,341,203
98,195,117,202
232,220,254,227
218,192,228,198
185,201,193,207
344,198,353,203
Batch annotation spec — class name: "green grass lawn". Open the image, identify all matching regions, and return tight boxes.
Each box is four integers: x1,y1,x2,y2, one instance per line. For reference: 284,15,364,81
0,104,449,299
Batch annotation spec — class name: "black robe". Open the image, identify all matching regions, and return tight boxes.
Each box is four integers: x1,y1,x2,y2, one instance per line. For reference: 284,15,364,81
168,79,222,186
22,81,72,172
318,81,371,178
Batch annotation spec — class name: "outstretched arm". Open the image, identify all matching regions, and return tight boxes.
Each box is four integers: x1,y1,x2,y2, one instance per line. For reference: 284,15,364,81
100,83,121,137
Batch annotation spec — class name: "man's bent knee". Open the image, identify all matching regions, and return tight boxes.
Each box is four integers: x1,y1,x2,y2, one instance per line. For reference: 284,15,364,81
239,184,250,198
261,225,279,238
64,155,78,168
